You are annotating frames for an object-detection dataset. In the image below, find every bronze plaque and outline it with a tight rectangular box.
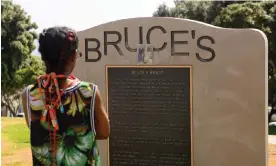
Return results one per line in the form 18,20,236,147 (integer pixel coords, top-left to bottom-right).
106,66,193,166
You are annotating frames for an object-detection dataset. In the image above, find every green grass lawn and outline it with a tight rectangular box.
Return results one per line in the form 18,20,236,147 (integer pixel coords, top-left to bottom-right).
1,118,30,155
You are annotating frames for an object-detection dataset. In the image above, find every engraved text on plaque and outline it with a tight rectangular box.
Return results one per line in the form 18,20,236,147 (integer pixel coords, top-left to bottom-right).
106,66,192,166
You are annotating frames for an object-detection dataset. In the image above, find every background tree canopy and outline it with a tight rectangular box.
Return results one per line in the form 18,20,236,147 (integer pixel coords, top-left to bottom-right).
1,1,45,116
153,1,276,121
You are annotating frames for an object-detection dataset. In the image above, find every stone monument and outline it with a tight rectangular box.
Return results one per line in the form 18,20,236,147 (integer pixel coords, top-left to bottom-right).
73,17,268,166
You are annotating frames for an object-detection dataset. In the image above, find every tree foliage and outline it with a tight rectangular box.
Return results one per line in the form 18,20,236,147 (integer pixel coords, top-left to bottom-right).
1,1,45,116
2,55,45,116
153,1,276,119
14,55,46,89
1,1,38,94
153,1,248,23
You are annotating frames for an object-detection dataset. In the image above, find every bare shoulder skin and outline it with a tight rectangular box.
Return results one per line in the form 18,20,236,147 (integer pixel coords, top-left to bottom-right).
21,89,29,128
94,88,110,139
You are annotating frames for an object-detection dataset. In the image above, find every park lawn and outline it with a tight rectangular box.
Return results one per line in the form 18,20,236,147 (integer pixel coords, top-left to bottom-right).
1,117,276,166
2,118,30,151
1,117,32,166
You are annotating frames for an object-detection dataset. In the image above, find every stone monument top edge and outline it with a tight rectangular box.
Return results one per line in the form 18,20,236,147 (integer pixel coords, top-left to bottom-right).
77,17,268,38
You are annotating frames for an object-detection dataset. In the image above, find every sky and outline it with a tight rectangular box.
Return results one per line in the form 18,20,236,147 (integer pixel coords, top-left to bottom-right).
12,0,175,55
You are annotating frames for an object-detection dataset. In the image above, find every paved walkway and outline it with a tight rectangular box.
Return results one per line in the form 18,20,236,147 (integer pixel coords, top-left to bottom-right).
268,135,276,166
269,135,276,144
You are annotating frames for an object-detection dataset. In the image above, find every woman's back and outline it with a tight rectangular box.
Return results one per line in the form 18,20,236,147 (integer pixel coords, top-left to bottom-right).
21,27,109,166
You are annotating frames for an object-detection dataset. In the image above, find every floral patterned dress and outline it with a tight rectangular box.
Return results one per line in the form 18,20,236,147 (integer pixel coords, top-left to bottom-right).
24,77,101,166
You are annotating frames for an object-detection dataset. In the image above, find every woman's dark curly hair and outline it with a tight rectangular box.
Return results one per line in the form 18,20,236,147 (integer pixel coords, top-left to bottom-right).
38,26,79,74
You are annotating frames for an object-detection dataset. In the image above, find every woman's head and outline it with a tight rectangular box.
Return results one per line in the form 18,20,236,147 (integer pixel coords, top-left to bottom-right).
38,26,81,75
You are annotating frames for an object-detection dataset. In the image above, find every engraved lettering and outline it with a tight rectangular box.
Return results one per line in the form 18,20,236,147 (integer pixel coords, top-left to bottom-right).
84,38,102,62
171,31,189,56
108,67,192,166
124,27,143,52
196,36,216,62
139,26,143,44
104,31,123,55
146,26,167,51
85,27,217,63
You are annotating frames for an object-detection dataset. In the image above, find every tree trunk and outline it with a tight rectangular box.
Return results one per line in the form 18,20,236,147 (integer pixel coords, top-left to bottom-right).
1,102,16,117
1,95,18,117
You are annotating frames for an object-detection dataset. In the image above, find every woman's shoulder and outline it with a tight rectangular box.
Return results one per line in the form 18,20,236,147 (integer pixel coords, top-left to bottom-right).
65,75,97,97
21,83,44,111
67,76,96,89
23,83,38,97
77,81,97,89
76,81,98,99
